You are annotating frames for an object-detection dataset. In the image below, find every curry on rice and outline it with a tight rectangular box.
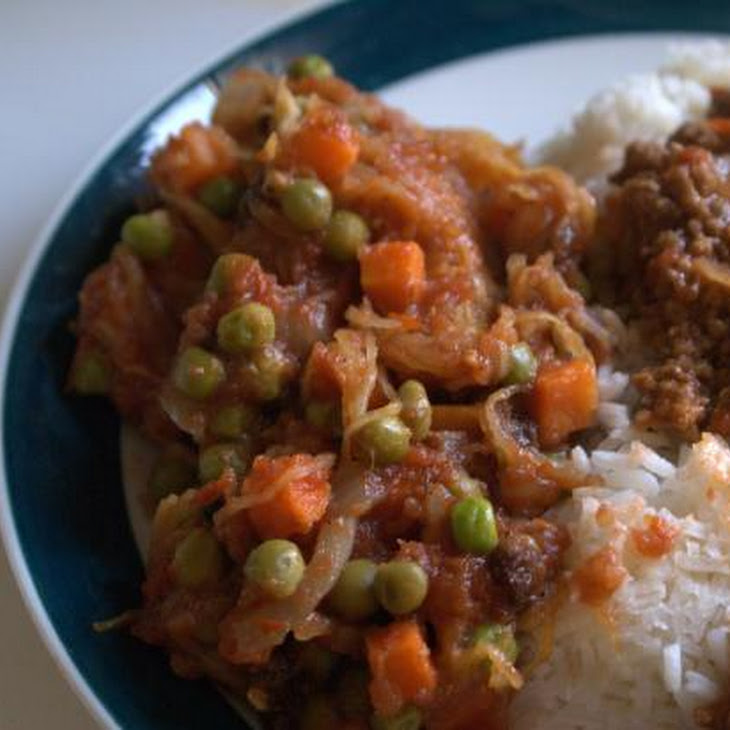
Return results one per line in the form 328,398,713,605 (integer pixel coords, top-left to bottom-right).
69,54,730,729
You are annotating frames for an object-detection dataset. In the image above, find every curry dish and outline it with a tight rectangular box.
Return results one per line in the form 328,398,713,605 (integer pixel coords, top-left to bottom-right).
70,56,730,729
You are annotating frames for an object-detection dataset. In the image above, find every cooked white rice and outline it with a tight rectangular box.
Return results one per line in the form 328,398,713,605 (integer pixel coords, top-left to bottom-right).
511,40,730,728
510,366,730,729
538,41,730,189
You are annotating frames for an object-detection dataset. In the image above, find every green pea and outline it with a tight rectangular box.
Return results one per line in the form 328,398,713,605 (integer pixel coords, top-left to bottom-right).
371,706,423,730
328,559,379,621
217,302,276,353
450,496,499,555
287,54,334,80
244,539,305,599
206,253,255,295
300,695,338,730
323,210,370,262
374,561,428,616
473,623,519,664
299,642,337,685
504,343,537,385
171,527,225,588
72,351,111,394
148,454,196,502
337,667,371,718
305,400,341,434
121,210,174,260
249,347,286,401
172,346,225,400
354,415,411,466
398,380,432,441
281,179,333,232
197,176,242,218
198,442,249,483
209,404,257,439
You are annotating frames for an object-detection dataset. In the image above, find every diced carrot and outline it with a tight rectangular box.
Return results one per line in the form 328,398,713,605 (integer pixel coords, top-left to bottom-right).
301,342,343,401
631,515,679,559
214,505,253,565
572,546,626,606
360,241,426,314
366,620,437,717
151,122,239,193
531,358,598,448
245,454,332,539
286,107,359,183
193,468,236,507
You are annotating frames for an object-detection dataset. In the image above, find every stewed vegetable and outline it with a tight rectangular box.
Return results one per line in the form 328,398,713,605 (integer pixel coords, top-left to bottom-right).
209,404,257,439
198,442,249,482
71,351,111,394
374,561,429,616
281,178,333,231
450,496,499,555
172,527,225,589
70,56,600,730
121,210,173,260
398,380,432,440
287,54,334,80
172,347,225,400
504,342,537,385
197,176,242,218
323,210,370,261
354,415,411,465
328,559,379,621
206,252,252,295
244,539,306,599
217,302,276,353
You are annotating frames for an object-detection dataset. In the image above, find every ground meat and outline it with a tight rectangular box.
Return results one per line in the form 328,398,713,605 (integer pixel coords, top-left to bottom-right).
489,518,569,610
600,124,730,438
710,86,730,119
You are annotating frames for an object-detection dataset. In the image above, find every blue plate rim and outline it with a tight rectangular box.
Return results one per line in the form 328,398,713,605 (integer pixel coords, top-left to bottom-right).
3,1,730,727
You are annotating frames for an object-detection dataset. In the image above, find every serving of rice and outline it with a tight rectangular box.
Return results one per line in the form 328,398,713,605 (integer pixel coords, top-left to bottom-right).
539,40,730,189
507,41,730,729
511,368,730,728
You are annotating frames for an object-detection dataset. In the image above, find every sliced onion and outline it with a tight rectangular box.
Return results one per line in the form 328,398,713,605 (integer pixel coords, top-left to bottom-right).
292,612,332,642
219,513,355,664
483,643,524,691
328,330,379,455
343,401,401,450
480,386,592,514
218,461,380,663
566,306,623,363
346,303,404,331
514,310,591,362
162,190,234,254
159,383,207,442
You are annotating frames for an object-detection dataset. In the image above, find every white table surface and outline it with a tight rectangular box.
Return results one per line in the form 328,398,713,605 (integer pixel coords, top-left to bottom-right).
0,1,329,727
